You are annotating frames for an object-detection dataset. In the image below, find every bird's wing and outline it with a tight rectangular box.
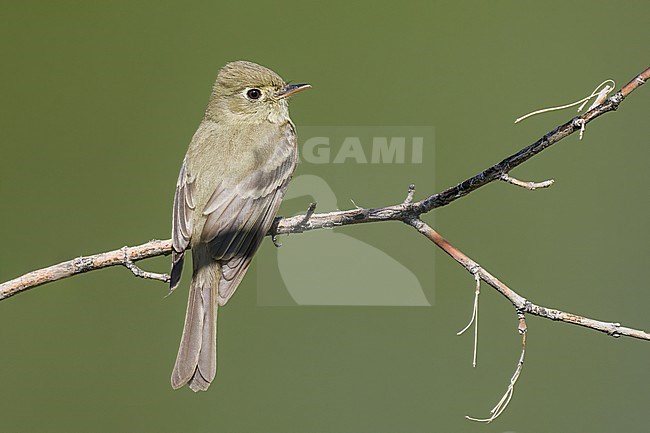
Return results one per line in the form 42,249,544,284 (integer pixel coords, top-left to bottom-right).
200,123,298,306
170,157,196,291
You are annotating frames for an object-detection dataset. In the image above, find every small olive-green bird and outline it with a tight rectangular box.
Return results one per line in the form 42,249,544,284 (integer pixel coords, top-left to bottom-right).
169,61,309,391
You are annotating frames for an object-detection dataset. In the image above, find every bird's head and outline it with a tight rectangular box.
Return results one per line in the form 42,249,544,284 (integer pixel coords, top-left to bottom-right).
206,60,310,124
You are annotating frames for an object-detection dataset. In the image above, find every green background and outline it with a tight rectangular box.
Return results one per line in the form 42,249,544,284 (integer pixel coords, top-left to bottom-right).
1,1,648,432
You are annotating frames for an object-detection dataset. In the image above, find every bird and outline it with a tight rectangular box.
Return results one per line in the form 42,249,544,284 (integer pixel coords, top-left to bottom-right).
169,61,310,391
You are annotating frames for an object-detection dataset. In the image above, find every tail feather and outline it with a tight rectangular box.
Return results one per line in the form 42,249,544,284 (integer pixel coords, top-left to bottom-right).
171,253,219,392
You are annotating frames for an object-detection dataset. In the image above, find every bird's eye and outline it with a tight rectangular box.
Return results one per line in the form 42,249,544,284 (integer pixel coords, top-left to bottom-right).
246,88,262,100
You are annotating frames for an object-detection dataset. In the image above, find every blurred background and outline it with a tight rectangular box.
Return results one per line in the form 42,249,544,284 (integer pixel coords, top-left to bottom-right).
0,1,648,432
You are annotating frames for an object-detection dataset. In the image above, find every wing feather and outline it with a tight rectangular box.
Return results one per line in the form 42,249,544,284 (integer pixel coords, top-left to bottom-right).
217,196,279,302
170,158,195,291
199,122,298,305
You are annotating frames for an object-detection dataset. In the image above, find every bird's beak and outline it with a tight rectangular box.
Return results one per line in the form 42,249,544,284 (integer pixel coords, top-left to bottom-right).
277,83,311,99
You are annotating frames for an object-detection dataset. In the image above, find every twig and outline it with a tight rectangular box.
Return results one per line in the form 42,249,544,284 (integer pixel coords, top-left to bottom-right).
419,219,649,339
403,184,416,204
121,247,170,283
302,202,318,223
269,67,650,236
499,173,555,190
0,240,172,300
405,217,650,340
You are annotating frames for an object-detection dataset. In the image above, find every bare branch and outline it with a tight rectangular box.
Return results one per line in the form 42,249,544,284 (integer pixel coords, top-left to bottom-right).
271,67,650,236
0,240,172,300
499,173,555,190
1,66,647,422
121,247,170,283
405,218,650,341
1,66,649,347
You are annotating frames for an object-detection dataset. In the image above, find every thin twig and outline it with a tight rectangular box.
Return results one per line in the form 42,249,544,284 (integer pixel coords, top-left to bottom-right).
403,184,416,204
122,247,170,283
0,240,172,300
500,173,555,190
404,218,650,341
302,202,318,224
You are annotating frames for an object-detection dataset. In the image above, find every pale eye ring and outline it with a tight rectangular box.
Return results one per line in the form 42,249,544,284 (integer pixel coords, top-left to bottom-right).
246,88,262,100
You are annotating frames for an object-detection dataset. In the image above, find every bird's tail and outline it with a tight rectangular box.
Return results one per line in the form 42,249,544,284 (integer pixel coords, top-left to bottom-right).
171,249,219,392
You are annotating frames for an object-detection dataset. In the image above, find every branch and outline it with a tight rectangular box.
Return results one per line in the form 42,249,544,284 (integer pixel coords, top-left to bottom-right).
269,67,649,235
405,217,650,341
0,241,172,300
2,67,649,344
499,173,554,190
